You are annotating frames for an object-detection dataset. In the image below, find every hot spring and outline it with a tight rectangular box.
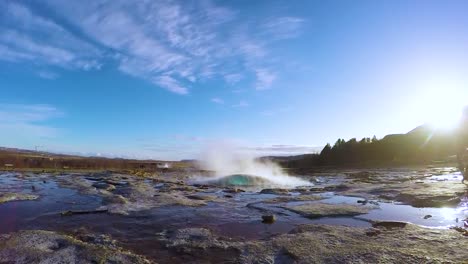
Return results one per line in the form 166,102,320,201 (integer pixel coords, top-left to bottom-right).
192,173,312,188
192,143,312,188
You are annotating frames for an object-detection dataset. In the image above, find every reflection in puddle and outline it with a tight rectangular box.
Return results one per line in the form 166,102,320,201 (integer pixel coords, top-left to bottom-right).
429,172,464,182
317,194,467,228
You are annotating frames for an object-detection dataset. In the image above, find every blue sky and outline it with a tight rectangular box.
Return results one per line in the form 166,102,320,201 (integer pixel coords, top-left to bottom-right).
1,0,468,160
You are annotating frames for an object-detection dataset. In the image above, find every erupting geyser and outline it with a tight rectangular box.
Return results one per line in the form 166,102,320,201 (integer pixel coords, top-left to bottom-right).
192,143,312,188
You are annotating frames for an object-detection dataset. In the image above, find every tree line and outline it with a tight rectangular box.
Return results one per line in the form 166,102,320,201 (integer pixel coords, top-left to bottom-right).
282,125,459,168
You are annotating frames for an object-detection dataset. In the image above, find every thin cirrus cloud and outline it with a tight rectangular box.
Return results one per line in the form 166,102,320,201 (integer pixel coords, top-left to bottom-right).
0,2,101,70
0,104,63,138
232,100,249,108
254,68,277,90
0,0,304,94
245,144,322,155
261,17,305,40
211,98,224,104
37,70,59,80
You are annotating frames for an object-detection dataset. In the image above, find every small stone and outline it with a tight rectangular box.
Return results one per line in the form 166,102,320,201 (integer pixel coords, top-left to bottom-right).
365,228,381,236
92,182,116,191
224,194,234,198
262,214,276,224
260,188,289,195
423,215,432,219
357,200,367,205
224,188,245,194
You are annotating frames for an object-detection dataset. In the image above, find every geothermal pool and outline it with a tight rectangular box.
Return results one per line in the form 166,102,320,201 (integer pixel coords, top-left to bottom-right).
0,168,467,262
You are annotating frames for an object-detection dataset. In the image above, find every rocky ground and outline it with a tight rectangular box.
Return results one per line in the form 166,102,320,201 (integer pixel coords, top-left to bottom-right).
0,166,467,263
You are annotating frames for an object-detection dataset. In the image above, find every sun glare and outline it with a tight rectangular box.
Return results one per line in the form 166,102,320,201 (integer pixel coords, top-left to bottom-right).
427,105,462,130
415,77,466,130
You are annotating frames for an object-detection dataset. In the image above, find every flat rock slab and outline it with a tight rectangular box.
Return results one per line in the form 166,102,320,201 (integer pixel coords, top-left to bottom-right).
157,224,468,263
263,195,323,204
0,193,39,204
282,202,372,218
394,181,465,207
0,230,150,264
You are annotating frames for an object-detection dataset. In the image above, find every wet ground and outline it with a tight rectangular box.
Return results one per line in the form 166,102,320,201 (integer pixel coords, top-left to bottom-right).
0,167,467,263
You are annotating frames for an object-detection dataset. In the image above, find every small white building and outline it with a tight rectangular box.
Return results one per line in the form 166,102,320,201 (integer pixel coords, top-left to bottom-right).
157,163,171,169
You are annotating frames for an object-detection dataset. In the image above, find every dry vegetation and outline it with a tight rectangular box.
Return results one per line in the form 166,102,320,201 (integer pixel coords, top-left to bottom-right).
0,147,185,173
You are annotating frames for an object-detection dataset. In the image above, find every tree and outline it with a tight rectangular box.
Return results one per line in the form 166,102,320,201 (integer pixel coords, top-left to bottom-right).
320,143,332,156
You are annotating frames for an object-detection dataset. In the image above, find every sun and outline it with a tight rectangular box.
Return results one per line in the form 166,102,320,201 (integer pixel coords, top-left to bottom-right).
427,104,462,130
417,79,466,131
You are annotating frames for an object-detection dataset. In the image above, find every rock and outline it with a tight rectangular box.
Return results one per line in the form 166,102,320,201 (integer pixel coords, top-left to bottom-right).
423,215,432,219
263,195,323,204
156,224,468,263
365,228,381,236
308,187,326,192
61,209,108,216
282,203,373,219
224,194,234,198
92,182,116,191
0,230,150,263
323,184,350,192
259,188,289,195
262,214,276,224
0,193,39,204
104,195,128,204
85,177,103,181
451,226,468,236
357,199,367,205
186,194,217,201
104,179,128,186
192,184,212,189
393,181,465,207
224,188,245,194
372,221,408,229
346,171,380,183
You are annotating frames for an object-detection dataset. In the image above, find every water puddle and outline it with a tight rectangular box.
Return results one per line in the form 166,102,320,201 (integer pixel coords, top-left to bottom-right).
0,173,102,234
318,194,467,228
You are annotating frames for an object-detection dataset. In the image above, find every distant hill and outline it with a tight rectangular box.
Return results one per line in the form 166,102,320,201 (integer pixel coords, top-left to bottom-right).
277,124,461,169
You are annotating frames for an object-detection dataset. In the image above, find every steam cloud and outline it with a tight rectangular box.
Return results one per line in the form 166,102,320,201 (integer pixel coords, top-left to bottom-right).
194,142,312,188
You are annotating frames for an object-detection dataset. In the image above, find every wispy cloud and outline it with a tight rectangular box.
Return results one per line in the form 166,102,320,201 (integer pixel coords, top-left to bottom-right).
0,2,101,70
255,68,277,90
223,73,243,85
152,75,188,95
260,107,291,116
232,100,249,108
211,97,224,104
0,104,63,138
244,144,321,156
37,70,59,80
0,1,304,94
231,89,245,94
261,17,305,40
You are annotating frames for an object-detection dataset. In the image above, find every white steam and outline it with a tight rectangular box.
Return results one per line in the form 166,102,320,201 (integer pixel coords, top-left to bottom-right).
194,142,312,188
